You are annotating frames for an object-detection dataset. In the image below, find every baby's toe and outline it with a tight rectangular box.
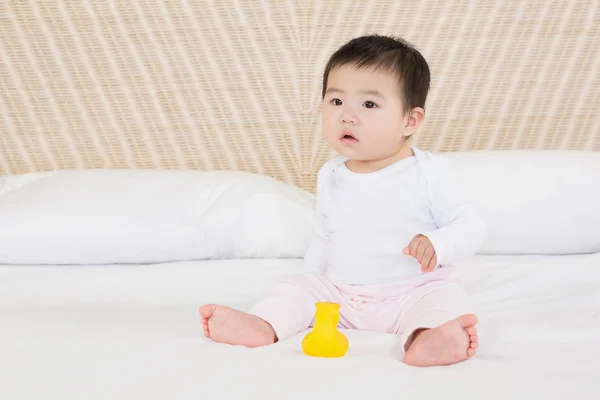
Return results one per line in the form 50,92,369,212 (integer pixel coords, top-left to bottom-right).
467,348,476,357
466,327,477,336
470,334,479,342
470,342,479,349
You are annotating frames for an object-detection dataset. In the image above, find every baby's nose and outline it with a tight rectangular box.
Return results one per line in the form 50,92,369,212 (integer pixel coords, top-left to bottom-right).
340,112,357,124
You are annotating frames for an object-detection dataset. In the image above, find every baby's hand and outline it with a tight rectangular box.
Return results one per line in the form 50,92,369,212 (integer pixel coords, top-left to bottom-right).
403,235,438,272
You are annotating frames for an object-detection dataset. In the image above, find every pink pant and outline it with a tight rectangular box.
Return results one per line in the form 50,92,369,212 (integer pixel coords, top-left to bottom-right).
248,266,474,356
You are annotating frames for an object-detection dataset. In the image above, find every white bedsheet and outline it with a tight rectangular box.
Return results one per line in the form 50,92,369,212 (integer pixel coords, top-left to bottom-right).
1,254,599,399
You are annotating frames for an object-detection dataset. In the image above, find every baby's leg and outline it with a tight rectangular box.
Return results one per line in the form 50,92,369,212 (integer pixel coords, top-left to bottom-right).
200,273,340,347
393,282,479,367
248,273,344,341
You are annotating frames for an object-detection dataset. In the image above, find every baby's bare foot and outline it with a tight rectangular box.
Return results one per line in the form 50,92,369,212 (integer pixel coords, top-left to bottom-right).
199,304,277,348
403,314,479,367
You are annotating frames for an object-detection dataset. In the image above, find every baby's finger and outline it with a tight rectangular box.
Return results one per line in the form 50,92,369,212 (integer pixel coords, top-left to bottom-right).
421,247,435,271
409,237,421,258
426,253,437,271
415,240,428,263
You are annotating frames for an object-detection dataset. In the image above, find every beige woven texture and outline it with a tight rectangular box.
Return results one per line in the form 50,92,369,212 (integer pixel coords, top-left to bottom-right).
1,1,599,191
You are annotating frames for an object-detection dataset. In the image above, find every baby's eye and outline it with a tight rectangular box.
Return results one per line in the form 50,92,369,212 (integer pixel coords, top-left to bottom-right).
363,101,377,109
331,98,343,106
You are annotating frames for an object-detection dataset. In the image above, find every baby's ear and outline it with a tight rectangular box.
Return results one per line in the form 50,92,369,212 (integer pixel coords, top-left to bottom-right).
404,107,425,136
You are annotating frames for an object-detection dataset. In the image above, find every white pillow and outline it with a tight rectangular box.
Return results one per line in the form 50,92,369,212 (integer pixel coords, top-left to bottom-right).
0,169,315,264
443,150,600,255
1,150,597,264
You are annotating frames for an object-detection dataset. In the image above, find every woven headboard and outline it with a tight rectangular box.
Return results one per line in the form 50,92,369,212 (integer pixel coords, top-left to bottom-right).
1,1,598,191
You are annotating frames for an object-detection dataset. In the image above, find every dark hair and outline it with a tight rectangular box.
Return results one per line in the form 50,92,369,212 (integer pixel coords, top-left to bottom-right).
321,34,431,113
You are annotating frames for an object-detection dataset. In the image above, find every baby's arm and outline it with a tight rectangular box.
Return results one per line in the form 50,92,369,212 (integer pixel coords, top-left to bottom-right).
303,165,331,273
418,157,486,267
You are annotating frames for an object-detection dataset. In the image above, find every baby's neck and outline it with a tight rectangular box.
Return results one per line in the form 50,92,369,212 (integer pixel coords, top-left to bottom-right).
346,145,414,174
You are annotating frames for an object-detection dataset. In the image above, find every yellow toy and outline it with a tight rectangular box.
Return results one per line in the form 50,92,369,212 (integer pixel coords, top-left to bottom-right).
302,302,349,357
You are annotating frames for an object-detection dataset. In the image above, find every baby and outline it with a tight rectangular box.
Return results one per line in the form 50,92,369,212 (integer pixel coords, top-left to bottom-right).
200,34,485,367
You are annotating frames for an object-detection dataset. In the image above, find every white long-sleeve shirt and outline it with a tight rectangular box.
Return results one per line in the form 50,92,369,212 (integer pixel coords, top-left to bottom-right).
304,147,486,285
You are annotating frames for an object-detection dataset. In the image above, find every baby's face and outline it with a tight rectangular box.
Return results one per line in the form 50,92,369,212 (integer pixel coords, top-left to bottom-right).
322,65,410,162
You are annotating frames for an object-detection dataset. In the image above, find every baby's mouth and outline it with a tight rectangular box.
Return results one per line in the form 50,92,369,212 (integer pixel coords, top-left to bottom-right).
341,131,358,142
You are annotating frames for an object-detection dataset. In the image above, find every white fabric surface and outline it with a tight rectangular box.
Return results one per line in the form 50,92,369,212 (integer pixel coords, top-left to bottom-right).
444,150,600,254
1,254,599,399
1,151,598,267
0,169,314,264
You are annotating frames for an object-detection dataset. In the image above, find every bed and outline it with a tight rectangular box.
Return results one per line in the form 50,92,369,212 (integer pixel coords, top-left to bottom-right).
1,153,599,399
2,254,599,399
1,1,599,399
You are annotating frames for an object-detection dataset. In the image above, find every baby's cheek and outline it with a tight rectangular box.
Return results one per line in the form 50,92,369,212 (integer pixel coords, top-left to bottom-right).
370,131,398,148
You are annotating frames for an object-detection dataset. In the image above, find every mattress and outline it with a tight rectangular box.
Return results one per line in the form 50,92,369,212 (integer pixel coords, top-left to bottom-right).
1,254,599,400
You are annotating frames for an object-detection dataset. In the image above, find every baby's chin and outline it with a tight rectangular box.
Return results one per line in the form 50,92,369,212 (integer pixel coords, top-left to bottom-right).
333,146,368,160
332,143,389,162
